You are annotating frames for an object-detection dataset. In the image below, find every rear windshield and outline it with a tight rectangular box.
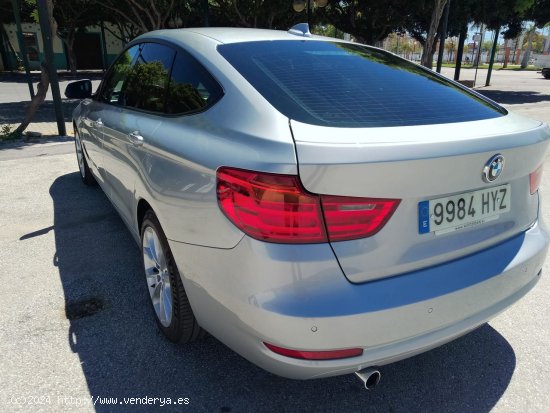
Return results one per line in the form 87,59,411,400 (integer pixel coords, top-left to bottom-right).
218,41,505,128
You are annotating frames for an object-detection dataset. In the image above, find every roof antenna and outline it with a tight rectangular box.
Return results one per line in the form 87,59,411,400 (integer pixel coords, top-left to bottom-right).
288,23,311,37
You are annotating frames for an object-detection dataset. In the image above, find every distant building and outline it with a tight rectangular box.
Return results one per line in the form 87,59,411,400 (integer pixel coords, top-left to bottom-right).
0,22,125,71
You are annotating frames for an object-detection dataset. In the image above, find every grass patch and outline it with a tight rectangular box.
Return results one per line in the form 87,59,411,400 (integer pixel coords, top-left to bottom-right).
0,125,15,142
440,63,490,69
498,65,540,71
440,63,540,71
0,125,24,142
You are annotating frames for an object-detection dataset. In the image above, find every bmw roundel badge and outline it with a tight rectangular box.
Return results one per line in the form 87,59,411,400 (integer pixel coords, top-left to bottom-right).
482,154,505,183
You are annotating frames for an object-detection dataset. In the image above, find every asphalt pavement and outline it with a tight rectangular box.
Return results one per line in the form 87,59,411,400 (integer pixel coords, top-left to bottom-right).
1,68,550,413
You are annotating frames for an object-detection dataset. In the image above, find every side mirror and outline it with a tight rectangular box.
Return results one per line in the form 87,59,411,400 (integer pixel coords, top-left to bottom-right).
65,79,92,99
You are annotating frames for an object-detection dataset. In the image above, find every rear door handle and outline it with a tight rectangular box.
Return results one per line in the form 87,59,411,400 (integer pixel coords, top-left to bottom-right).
128,131,144,147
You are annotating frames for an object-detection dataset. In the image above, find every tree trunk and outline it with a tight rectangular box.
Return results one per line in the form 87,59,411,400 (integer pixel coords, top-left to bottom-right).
503,39,510,68
454,24,467,81
12,62,50,137
64,35,77,75
520,29,534,69
11,0,56,138
422,49,437,70
420,0,447,69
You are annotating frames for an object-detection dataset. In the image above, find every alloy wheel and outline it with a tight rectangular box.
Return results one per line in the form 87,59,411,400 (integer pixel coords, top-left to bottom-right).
142,226,173,327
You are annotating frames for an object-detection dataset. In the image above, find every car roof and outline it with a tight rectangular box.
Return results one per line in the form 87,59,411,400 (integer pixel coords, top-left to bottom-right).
140,26,337,45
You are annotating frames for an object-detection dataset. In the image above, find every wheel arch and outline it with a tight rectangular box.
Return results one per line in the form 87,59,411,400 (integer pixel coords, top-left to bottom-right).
137,198,154,234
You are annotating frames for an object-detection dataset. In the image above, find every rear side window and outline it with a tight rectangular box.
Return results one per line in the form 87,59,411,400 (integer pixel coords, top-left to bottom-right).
123,43,175,112
218,41,505,128
165,50,224,115
100,43,222,116
100,45,139,105
100,43,174,113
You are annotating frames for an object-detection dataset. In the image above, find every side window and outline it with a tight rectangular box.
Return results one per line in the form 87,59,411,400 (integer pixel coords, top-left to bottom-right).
100,43,175,113
123,43,175,112
100,45,140,104
165,51,223,115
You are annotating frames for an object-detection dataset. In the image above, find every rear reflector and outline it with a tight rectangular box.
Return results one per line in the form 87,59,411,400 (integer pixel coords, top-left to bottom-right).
530,164,543,194
216,167,400,244
264,342,363,360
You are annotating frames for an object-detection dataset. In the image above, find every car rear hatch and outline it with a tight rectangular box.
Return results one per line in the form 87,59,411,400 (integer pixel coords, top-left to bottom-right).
217,38,550,282
291,114,550,283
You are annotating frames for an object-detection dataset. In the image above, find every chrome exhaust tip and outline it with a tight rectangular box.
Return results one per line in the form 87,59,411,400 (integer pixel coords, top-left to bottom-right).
355,367,381,390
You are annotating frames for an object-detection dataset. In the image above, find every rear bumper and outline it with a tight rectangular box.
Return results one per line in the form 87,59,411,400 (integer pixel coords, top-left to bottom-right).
169,220,548,379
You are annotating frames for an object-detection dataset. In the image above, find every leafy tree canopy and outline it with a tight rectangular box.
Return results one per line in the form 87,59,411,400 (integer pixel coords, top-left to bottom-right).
319,0,409,45
0,0,35,24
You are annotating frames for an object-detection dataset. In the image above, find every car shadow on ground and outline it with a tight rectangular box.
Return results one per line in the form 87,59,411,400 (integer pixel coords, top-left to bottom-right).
49,171,516,413
477,89,550,105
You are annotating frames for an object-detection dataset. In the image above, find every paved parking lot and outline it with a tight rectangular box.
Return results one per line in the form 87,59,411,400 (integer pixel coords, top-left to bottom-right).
446,67,550,125
0,73,102,137
1,69,550,412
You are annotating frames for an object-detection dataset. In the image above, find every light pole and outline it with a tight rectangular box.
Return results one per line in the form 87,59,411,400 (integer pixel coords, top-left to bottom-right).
292,0,327,27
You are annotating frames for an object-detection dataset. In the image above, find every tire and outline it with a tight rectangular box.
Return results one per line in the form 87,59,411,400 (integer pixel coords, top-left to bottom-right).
75,130,96,186
141,210,204,343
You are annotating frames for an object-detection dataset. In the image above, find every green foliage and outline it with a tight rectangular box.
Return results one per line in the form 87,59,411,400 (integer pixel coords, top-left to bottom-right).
529,0,550,27
385,33,415,54
21,0,39,24
0,0,36,24
52,0,101,31
427,0,539,40
515,0,537,12
482,40,495,52
90,0,201,34
521,29,548,52
0,124,17,141
125,60,168,112
313,24,345,39
209,0,300,29
320,0,409,45
104,55,208,114
403,0,448,44
3,0,548,60
167,83,205,113
472,0,533,30
1,124,12,135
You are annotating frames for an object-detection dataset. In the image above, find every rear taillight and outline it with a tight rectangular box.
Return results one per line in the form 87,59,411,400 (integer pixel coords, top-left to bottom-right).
321,196,401,241
216,167,400,244
264,342,363,360
530,164,544,194
216,167,326,243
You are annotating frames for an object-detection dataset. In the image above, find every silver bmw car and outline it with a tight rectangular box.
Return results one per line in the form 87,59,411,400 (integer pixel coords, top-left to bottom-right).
67,25,550,386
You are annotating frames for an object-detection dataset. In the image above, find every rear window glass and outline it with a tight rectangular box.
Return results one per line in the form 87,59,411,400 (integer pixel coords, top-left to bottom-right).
218,41,505,128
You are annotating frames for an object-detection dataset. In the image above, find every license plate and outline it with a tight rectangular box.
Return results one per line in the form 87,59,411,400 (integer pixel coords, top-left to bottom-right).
418,184,511,235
